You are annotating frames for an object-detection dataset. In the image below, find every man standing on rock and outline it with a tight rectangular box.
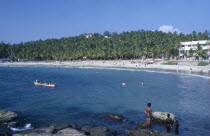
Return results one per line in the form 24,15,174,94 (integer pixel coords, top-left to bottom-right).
144,103,153,131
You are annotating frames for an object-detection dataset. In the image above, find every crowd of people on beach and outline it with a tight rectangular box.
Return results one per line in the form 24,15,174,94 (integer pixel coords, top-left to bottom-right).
144,103,179,135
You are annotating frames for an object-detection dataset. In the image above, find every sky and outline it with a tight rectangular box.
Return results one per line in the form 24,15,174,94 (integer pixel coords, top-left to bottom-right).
0,0,210,44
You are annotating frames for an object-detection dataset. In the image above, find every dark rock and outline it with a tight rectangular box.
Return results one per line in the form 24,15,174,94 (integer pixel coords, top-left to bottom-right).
68,123,79,129
135,122,147,130
90,127,116,136
50,123,70,133
81,125,93,135
0,127,13,136
116,134,128,136
0,131,11,136
129,129,175,136
13,134,51,136
17,126,55,135
0,111,17,122
106,113,123,121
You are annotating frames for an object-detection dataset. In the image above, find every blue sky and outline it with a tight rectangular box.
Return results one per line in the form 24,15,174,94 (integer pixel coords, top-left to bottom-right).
0,0,210,43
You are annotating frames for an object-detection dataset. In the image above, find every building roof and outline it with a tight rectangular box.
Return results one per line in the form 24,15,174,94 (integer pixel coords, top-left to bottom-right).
180,40,210,46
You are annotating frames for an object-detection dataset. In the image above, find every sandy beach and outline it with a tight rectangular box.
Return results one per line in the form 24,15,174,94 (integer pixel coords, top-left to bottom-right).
1,60,210,77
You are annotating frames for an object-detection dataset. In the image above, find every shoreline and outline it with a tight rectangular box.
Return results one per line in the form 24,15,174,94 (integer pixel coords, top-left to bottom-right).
0,60,210,77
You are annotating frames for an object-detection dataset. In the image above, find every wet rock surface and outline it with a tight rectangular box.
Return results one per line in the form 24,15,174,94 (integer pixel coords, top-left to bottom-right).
106,113,124,120
0,111,17,123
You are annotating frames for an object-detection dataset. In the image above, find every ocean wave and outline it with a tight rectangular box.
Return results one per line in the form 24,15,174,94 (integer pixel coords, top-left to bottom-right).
10,123,33,131
77,67,210,79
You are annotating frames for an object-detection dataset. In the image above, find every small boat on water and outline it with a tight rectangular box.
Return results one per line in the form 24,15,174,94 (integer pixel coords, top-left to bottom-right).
34,80,56,87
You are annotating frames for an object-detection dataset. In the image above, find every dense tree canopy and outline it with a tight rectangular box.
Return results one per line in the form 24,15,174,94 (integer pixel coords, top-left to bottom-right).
0,30,209,61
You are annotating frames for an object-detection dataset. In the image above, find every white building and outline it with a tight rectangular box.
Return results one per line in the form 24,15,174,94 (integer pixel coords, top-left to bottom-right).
85,33,93,38
179,40,210,58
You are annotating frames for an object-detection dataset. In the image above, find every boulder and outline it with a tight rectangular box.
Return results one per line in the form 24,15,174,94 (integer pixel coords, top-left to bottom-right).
90,127,116,136
57,128,86,136
81,125,93,135
0,110,17,122
106,113,123,121
152,112,175,122
129,129,175,136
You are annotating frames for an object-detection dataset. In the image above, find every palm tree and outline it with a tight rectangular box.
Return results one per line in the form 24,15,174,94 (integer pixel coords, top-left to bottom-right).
195,44,208,59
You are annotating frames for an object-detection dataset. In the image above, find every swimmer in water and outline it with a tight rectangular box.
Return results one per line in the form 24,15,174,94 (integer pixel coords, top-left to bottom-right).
142,81,144,86
122,82,126,86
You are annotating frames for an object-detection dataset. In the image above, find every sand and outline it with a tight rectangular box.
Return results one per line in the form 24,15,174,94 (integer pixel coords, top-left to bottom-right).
0,60,210,77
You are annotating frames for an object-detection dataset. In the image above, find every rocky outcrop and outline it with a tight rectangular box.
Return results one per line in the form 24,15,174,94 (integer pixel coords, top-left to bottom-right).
81,125,93,135
152,112,175,122
90,127,116,136
11,121,176,136
57,128,86,136
130,129,175,136
0,111,17,122
106,113,123,120
136,122,147,129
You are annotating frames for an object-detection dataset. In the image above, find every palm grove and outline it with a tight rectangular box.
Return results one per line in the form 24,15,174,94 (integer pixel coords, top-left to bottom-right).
0,30,209,61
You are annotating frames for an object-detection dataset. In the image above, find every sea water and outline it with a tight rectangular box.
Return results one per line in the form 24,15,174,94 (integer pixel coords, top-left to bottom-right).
0,66,209,135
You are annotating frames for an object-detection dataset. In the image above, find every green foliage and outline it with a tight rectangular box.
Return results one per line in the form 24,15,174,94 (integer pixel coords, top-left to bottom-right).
0,30,209,61
163,62,177,65
197,62,209,66
195,44,208,58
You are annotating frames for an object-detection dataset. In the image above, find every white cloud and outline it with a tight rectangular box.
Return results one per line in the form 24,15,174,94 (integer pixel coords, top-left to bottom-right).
158,25,181,33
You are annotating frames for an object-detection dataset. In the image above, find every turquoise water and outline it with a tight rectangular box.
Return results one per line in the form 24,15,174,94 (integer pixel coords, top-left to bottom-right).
0,66,209,135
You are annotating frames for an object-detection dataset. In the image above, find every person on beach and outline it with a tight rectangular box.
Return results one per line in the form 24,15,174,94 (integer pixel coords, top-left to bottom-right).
165,114,173,133
144,103,153,131
197,68,200,73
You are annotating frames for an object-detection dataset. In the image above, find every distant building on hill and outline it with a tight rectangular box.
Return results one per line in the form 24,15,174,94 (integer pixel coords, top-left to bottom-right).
179,40,210,59
104,36,111,39
85,33,93,38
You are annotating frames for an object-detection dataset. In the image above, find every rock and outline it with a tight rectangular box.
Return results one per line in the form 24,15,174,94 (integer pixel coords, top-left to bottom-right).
152,112,175,122
81,125,93,135
0,110,17,122
135,122,147,130
0,131,11,136
90,127,116,136
57,128,86,136
67,123,79,129
13,134,52,136
17,126,55,135
106,113,123,120
129,129,175,136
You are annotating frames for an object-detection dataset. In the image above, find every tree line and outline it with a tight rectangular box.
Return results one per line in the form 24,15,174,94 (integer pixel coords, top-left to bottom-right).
0,30,209,61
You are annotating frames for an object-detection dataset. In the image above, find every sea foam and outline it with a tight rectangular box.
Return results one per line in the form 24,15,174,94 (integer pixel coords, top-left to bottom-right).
10,123,33,131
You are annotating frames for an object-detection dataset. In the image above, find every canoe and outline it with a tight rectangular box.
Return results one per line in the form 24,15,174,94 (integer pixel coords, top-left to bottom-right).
34,82,56,87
